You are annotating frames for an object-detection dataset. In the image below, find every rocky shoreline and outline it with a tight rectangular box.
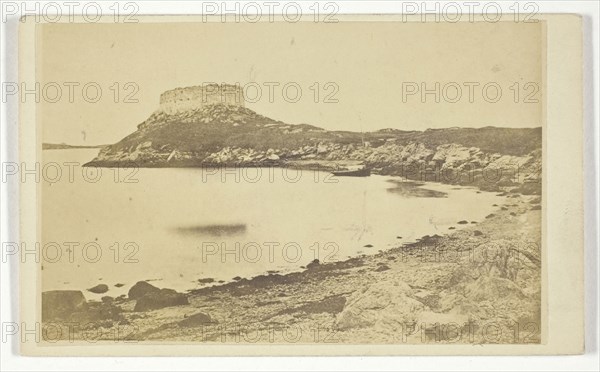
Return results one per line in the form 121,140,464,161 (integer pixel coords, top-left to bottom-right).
41,192,541,344
83,104,542,195
86,145,542,195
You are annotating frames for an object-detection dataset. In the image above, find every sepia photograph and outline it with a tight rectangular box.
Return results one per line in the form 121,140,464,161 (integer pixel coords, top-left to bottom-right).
2,1,593,368
37,18,545,345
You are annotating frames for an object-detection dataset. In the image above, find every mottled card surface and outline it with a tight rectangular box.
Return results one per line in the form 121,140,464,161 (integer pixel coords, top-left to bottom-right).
16,14,583,355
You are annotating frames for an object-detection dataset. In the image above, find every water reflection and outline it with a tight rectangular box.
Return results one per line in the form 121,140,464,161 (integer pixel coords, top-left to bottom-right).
174,224,247,237
386,180,448,198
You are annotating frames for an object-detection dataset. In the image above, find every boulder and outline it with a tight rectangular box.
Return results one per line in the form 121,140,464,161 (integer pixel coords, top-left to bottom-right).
336,279,425,332
70,300,123,323
101,296,114,304
469,240,525,280
306,259,320,269
128,281,160,300
114,294,127,303
464,276,526,302
435,274,538,342
42,290,87,322
87,284,109,294
374,264,390,272
133,288,189,312
178,312,215,328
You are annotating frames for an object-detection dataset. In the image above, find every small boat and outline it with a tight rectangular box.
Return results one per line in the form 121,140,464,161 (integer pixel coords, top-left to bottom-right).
331,167,371,177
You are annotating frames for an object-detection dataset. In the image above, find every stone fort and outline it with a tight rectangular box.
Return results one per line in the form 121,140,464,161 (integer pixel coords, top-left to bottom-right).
158,84,245,114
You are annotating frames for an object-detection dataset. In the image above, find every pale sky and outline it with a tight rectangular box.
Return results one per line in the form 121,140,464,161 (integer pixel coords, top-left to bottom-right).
38,20,543,145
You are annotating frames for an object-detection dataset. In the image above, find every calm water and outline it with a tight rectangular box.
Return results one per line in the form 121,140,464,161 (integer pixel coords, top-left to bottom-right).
42,149,502,299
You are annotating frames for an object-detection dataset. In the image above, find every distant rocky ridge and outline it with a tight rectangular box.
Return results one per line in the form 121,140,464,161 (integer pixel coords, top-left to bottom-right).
43,143,107,150
85,86,542,194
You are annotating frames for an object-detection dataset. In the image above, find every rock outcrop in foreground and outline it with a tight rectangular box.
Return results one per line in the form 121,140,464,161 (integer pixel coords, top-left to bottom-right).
85,89,542,193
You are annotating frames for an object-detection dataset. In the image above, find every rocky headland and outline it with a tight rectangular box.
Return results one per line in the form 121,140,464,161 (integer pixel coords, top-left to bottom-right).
85,85,541,195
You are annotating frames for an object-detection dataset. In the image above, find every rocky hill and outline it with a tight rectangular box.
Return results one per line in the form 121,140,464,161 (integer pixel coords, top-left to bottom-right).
85,103,542,194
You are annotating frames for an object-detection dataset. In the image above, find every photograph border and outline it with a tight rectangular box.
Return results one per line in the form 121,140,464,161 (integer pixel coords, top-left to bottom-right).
17,13,583,356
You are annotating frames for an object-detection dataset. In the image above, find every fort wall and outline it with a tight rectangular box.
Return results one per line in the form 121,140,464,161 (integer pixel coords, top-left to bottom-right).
158,84,245,114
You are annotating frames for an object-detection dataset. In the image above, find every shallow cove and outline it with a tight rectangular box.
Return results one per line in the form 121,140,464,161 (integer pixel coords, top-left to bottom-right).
42,149,505,299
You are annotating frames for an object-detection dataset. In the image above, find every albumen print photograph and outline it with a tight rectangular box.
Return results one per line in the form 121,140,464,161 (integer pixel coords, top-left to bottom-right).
35,19,545,345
